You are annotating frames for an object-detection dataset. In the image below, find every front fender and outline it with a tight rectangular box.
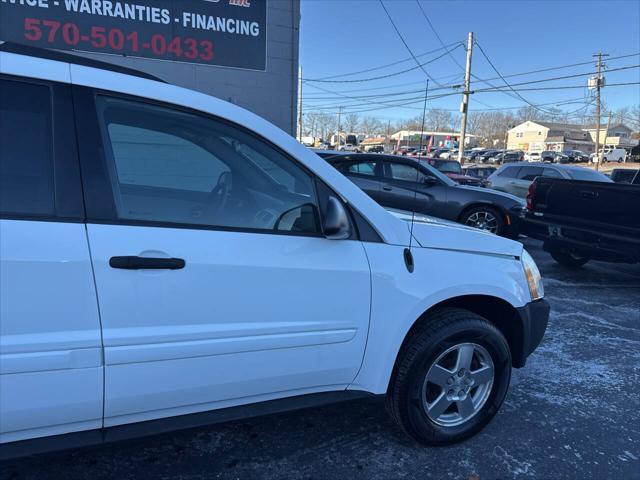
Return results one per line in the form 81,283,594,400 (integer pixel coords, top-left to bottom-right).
350,243,530,394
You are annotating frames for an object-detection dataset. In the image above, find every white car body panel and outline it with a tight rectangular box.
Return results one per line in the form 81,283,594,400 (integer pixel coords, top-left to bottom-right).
0,221,103,443
86,224,370,426
0,50,539,446
351,242,529,393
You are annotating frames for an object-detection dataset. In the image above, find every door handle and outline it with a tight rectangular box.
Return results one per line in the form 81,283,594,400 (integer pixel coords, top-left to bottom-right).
109,256,186,270
382,186,393,191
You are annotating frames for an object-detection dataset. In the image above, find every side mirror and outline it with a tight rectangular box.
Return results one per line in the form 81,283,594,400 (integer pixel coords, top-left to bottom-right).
423,176,438,185
324,196,351,240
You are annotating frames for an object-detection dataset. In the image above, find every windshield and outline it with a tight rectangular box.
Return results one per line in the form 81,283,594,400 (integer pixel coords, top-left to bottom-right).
432,160,462,174
568,168,613,182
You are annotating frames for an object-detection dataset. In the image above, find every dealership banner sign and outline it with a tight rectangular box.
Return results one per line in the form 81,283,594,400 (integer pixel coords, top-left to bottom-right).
0,0,267,70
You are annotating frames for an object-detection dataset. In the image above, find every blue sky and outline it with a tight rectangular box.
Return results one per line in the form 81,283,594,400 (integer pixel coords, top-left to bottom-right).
299,0,640,121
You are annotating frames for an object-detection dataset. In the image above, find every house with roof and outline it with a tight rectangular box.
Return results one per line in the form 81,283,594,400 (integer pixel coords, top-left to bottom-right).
507,121,594,153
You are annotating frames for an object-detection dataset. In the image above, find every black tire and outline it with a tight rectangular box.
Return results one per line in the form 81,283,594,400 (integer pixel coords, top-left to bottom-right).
386,308,511,446
549,248,589,268
460,205,505,236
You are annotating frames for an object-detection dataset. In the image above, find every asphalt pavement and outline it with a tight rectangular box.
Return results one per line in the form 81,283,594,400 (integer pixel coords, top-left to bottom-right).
2,238,639,480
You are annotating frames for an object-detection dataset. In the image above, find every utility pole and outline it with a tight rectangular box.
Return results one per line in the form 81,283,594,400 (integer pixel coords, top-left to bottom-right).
593,52,609,167
335,106,342,150
597,111,612,172
297,66,303,142
458,32,473,165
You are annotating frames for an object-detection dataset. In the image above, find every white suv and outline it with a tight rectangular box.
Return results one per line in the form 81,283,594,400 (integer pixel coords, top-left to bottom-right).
0,43,549,457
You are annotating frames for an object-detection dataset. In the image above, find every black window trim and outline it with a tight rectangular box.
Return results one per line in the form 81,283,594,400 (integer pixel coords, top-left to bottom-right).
0,74,85,223
73,86,372,241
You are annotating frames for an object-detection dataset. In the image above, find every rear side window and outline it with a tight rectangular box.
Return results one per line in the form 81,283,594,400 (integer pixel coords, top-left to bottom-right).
518,167,544,181
0,80,54,216
337,161,377,176
542,168,563,178
498,166,521,178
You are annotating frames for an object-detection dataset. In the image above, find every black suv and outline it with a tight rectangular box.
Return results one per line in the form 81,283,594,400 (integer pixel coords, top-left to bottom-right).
317,153,525,237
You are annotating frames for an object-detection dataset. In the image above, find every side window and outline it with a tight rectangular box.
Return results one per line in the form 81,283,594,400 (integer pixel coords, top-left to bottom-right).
95,96,320,234
498,166,521,178
518,167,544,181
386,162,426,183
344,161,377,176
0,79,55,217
542,168,563,178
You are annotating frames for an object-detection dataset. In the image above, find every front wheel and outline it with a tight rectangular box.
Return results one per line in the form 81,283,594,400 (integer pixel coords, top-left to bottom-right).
460,206,505,236
549,248,589,268
386,308,511,445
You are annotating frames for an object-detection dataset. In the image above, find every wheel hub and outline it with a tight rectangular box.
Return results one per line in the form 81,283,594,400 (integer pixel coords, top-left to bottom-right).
445,369,475,400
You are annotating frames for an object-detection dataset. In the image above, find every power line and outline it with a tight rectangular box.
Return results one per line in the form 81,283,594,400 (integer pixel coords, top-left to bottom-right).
303,64,638,107
473,39,559,114
302,44,463,84
415,0,465,71
305,82,638,115
378,0,449,87
304,41,463,81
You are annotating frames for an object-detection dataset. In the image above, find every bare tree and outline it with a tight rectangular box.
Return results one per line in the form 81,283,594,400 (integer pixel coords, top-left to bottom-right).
360,116,384,136
343,113,360,133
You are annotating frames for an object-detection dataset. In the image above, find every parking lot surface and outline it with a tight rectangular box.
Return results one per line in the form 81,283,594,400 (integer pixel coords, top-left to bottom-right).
2,238,639,480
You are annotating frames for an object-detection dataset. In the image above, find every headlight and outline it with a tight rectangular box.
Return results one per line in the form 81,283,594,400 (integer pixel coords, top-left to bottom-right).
521,249,544,300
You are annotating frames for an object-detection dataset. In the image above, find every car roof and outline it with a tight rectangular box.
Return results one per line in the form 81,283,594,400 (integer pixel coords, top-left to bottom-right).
498,162,594,172
0,42,165,82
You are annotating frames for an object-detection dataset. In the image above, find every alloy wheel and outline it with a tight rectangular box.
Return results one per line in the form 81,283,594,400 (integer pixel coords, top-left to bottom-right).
422,343,495,427
465,211,499,233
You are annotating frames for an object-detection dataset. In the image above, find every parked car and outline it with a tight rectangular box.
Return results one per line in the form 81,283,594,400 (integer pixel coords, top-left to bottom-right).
0,43,549,457
539,150,569,163
490,151,521,165
525,152,541,162
486,162,612,198
563,150,589,163
610,168,640,184
321,153,525,237
468,149,487,161
590,148,627,164
338,143,359,152
601,148,627,163
430,148,450,159
439,149,458,160
396,146,416,156
427,159,482,186
463,166,498,181
365,145,384,153
478,149,500,163
521,177,640,267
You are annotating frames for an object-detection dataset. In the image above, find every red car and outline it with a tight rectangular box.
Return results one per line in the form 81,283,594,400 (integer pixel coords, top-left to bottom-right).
427,159,482,186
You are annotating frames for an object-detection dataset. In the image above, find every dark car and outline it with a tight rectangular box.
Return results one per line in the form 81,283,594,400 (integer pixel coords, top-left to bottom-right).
365,145,384,153
427,159,482,186
563,150,589,163
477,149,500,163
490,151,521,165
321,153,525,237
610,168,640,183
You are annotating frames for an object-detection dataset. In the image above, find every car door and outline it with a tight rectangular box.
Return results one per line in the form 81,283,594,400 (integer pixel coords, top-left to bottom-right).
0,78,103,443
379,161,448,217
332,157,383,203
73,90,371,427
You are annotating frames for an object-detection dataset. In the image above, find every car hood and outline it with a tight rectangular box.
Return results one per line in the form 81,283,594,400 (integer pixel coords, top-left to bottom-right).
386,208,523,258
454,184,526,206
447,173,480,183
